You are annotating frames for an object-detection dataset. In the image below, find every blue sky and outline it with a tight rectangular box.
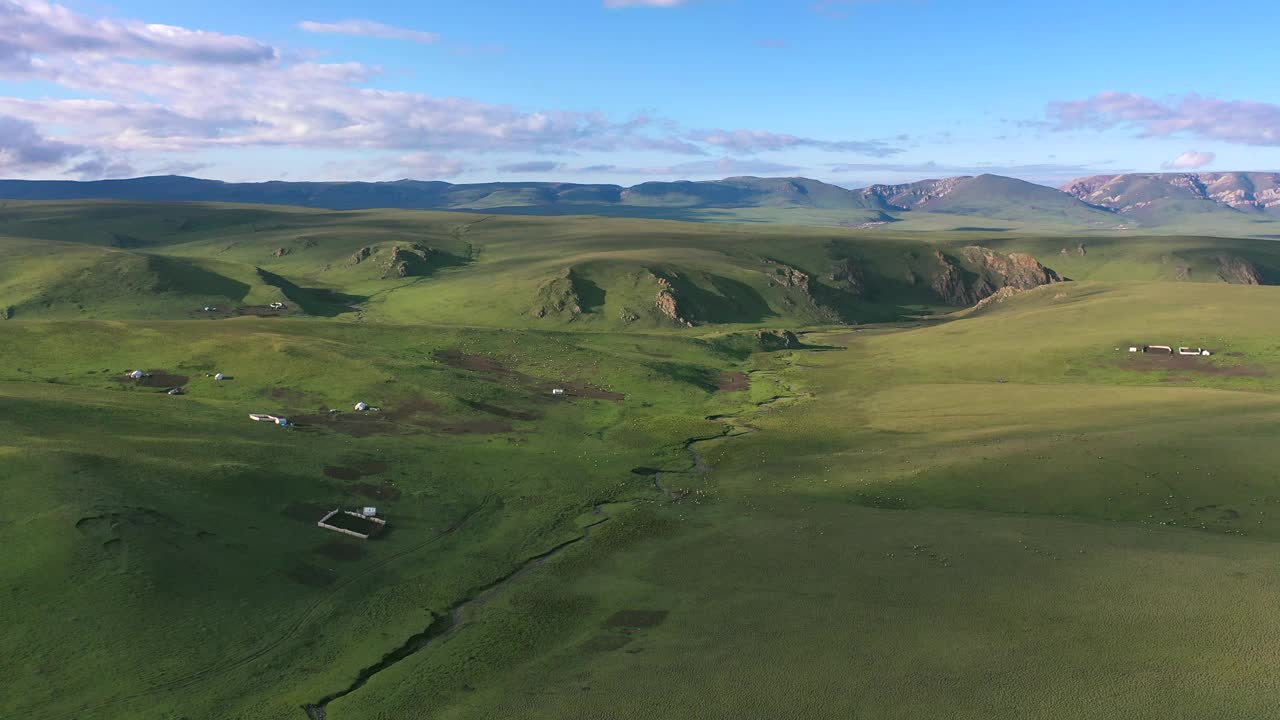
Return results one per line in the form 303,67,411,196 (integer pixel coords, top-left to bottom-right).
1,0,1278,186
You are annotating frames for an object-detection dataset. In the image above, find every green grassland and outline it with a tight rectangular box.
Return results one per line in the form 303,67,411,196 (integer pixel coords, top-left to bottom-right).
3,201,1280,719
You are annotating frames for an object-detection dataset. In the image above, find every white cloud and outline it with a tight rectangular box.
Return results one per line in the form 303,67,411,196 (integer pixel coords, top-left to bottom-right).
0,114,84,173
298,19,440,44
497,160,565,173
691,128,902,156
1161,150,1215,170
0,1,905,179
1048,92,1280,146
0,0,276,67
597,157,806,176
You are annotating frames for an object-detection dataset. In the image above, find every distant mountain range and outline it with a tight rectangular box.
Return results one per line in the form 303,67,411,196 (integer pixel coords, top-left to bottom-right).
1,172,1278,230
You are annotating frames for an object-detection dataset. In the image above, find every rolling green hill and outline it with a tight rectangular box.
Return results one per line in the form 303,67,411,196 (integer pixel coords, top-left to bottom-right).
6,199,1280,720
7,172,1280,235
4,200,1280,328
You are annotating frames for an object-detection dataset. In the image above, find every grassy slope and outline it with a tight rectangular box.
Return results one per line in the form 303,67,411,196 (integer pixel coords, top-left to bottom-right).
6,200,1280,330
389,282,1280,720
0,320,750,719
6,202,1280,719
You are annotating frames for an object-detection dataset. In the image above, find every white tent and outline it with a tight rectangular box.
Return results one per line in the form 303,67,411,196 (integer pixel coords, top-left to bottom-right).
355,402,369,411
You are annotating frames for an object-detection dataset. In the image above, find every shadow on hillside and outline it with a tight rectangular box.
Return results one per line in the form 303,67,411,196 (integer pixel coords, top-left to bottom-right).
405,249,472,278
654,271,774,324
256,269,366,317
148,256,253,300
571,270,608,313
645,361,720,392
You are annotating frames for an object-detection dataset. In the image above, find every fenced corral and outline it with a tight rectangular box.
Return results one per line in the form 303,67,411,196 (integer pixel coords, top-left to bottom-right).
317,509,387,539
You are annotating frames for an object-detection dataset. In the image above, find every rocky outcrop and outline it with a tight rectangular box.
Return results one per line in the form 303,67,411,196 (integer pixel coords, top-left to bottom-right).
828,258,866,297
1215,255,1264,285
272,247,291,258
971,286,1025,311
930,247,1063,306
1062,172,1280,214
350,246,374,265
960,247,1064,290
382,244,436,279
1060,243,1086,257
755,329,802,350
653,274,693,327
930,251,973,306
531,268,583,319
858,177,969,210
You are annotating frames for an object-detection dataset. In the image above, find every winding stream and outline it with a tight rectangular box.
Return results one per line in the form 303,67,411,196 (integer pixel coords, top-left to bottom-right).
302,507,612,719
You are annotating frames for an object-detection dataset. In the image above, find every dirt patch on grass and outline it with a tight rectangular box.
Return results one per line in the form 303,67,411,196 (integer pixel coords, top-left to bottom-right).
461,400,543,421
235,305,291,318
315,540,367,562
323,466,362,481
1125,354,1267,377
112,369,190,388
603,609,669,629
714,371,750,392
428,418,513,434
297,395,513,437
435,349,512,376
542,380,625,402
267,386,308,405
294,413,401,437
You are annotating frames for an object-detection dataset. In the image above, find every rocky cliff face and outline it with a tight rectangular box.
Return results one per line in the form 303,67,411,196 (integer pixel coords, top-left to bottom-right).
1062,172,1280,214
651,272,694,327
858,177,970,210
930,247,1063,306
531,268,584,319
827,258,866,297
1215,256,1265,285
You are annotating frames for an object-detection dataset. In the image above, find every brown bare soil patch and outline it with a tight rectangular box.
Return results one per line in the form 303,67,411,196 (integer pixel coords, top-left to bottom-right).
462,400,543,421
426,418,513,435
1126,354,1267,377
323,466,362,481
315,541,367,562
112,369,190,388
603,609,669,628
267,386,308,404
293,413,401,437
234,305,290,317
544,380,625,402
434,349,511,375
297,394,513,437
714,371,750,392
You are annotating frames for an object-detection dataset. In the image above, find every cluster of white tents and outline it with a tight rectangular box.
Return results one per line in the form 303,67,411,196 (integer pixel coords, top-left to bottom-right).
1129,345,1212,356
